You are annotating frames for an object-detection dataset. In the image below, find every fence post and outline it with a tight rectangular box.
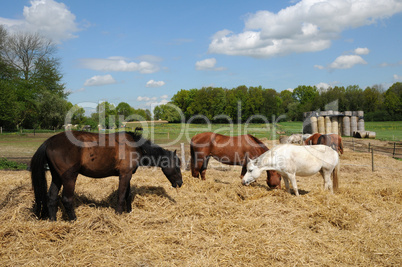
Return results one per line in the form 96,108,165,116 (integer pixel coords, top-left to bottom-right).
0,127,2,134
393,142,396,158
352,137,355,151
368,143,370,153
180,143,186,171
371,148,374,172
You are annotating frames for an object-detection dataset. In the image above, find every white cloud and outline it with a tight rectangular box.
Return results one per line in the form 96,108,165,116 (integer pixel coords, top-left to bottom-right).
160,95,169,99
84,74,116,87
316,82,331,91
328,55,367,69
394,74,402,81
195,58,226,71
80,57,159,74
0,0,79,43
354,47,370,55
146,80,165,87
137,96,157,102
146,99,169,106
208,0,402,58
317,47,370,70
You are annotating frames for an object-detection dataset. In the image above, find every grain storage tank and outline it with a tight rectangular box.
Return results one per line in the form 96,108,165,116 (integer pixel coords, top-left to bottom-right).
350,116,358,136
331,117,339,135
325,116,332,134
310,116,318,133
358,117,365,132
342,116,350,136
318,116,325,134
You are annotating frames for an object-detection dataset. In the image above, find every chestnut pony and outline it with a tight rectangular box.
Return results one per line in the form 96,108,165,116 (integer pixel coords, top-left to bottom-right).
305,133,344,154
31,131,182,221
190,132,281,188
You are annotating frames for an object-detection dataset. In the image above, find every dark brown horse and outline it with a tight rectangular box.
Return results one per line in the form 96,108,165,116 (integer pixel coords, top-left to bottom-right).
30,131,182,221
190,132,281,188
305,133,344,154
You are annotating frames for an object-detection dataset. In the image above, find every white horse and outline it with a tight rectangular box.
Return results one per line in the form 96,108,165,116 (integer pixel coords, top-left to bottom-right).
242,144,339,196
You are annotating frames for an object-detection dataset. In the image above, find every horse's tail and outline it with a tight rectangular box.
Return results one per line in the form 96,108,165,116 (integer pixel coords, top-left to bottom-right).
332,161,339,192
30,141,49,219
339,137,344,154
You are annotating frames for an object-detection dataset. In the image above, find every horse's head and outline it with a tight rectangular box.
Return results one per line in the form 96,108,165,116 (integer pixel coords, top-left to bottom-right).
242,159,262,185
266,170,282,189
161,150,183,188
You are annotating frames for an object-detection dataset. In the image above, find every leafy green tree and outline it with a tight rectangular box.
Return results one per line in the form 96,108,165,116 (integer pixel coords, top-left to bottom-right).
344,85,363,111
0,27,67,129
69,104,86,125
116,102,134,117
363,85,384,112
0,80,18,129
96,102,117,129
154,104,182,122
384,82,402,120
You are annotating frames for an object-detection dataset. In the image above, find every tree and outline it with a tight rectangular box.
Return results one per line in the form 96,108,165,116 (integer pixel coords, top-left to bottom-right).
0,27,67,129
69,104,86,125
363,85,384,112
96,102,117,129
1,31,56,80
154,104,182,122
344,85,363,111
384,82,402,120
116,102,134,118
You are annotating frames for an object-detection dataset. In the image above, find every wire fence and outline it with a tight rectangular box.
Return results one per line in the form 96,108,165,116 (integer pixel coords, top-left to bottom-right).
342,138,402,172
343,138,402,159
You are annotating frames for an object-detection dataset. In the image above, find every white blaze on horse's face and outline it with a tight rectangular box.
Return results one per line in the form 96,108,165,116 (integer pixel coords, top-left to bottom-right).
242,160,261,185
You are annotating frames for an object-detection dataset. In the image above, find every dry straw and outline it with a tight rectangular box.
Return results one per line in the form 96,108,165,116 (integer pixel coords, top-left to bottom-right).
0,149,401,266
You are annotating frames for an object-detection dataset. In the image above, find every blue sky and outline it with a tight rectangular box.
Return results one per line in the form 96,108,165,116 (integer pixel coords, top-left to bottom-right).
1,0,402,111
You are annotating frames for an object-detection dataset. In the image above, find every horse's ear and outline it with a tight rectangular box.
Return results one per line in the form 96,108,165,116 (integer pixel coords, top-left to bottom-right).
173,150,177,155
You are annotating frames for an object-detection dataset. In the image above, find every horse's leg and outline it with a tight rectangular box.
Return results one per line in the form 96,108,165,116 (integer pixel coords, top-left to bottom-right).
117,172,132,214
60,171,79,221
287,173,299,196
241,162,247,178
200,156,210,180
282,174,291,194
125,167,137,213
47,168,62,221
321,169,333,193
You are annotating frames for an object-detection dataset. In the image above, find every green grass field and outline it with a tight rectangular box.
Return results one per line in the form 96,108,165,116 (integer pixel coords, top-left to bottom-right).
0,121,400,162
364,121,402,141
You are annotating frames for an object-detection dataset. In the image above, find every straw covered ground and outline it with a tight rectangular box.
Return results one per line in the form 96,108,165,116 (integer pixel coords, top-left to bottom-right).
0,149,401,266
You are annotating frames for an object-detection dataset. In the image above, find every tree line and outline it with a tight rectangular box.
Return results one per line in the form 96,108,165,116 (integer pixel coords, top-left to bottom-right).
69,101,152,130
155,83,402,123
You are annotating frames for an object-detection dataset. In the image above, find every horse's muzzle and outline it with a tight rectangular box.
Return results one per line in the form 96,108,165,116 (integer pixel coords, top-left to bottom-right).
173,180,183,188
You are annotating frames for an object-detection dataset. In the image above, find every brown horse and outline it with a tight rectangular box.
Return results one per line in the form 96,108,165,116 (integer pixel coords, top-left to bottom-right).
190,132,281,188
30,131,182,221
305,133,344,154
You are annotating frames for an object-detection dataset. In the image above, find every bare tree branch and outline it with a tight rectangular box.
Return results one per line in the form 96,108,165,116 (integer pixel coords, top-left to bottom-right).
1,31,56,80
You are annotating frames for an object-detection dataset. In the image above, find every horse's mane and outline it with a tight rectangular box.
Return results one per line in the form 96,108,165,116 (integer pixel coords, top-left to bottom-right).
125,131,171,159
247,134,269,151
124,131,143,143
